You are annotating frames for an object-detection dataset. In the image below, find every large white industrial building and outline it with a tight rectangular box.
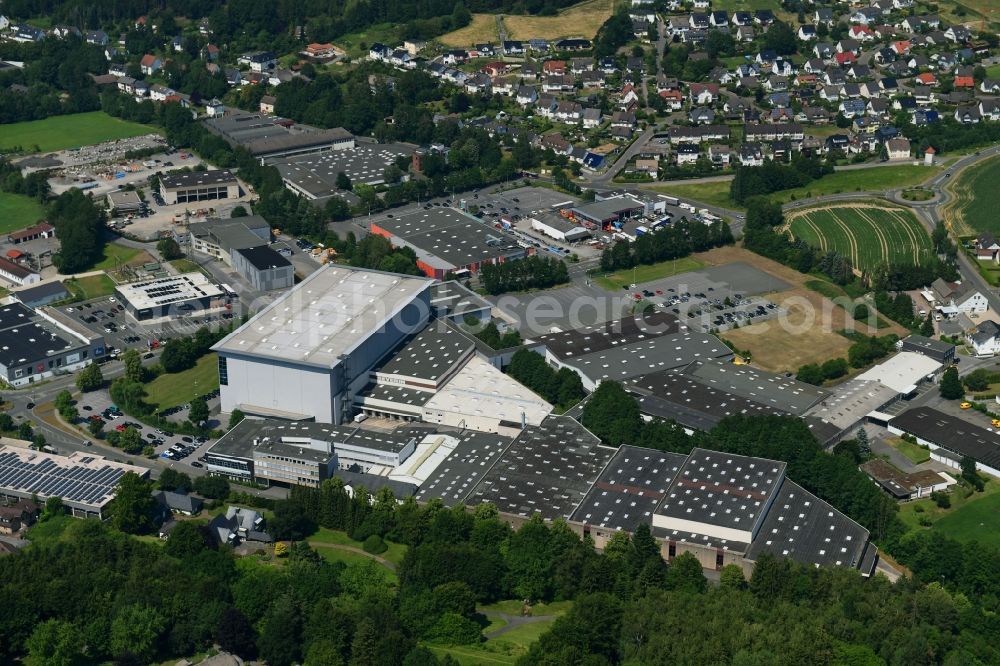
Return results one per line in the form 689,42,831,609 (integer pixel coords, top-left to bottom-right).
213,265,434,423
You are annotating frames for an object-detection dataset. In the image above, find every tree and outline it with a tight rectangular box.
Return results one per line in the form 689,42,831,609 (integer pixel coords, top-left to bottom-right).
108,472,158,534
193,475,230,500
960,456,983,491
43,496,64,521
109,604,165,662
17,421,33,441
920,312,935,337
336,171,352,191
764,21,798,56
719,564,746,590
258,597,302,666
665,552,707,594
188,397,209,426
156,237,183,260
49,189,106,274
25,619,84,666
939,366,964,400
75,362,104,392
856,427,870,459
122,348,144,383
215,607,257,660
230,205,248,218
119,426,143,454
228,409,245,429
158,468,192,493
164,521,211,559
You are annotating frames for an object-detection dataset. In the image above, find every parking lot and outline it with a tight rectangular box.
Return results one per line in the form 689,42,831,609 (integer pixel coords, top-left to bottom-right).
64,295,238,356
75,390,217,470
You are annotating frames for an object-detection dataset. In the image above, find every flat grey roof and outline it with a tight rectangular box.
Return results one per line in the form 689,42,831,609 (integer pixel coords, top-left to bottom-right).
12,281,69,302
570,196,644,221
204,112,353,155
429,280,492,318
414,431,515,505
374,208,524,269
532,311,680,359
570,445,687,532
746,479,870,569
357,382,434,408
563,332,733,384
208,418,417,461
464,415,615,520
236,245,292,271
805,379,897,432
655,447,786,535
901,334,955,356
891,406,1000,470
627,371,787,432
375,324,472,382
271,142,415,192
0,302,88,367
212,265,433,368
160,169,237,189
681,359,828,416
107,190,142,205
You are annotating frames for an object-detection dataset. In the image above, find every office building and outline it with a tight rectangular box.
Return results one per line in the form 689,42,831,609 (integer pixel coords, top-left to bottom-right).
0,302,106,386
159,170,240,205
115,272,226,321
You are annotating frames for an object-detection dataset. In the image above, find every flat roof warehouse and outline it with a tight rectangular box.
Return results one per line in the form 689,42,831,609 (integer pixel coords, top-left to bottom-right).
213,265,433,368
116,273,224,310
160,169,238,189
271,142,416,197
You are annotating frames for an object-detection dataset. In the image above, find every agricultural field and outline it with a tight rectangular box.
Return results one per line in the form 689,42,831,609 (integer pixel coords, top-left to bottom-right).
503,0,612,40
0,111,156,153
943,154,1000,236
0,192,47,234
786,203,934,273
439,15,498,47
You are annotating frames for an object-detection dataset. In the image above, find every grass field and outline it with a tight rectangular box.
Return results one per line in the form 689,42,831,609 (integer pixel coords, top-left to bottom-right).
503,0,612,40
440,15,498,47
0,192,47,234
773,165,941,204
333,23,401,59
943,154,1000,236
310,527,408,566
145,353,220,410
804,279,847,300
594,256,706,291
169,258,205,275
64,274,116,300
899,479,1000,548
94,243,147,271
885,437,931,465
0,111,156,153
786,203,933,273
650,181,738,211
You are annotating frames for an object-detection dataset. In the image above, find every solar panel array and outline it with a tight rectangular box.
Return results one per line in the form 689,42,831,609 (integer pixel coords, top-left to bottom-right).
0,449,130,508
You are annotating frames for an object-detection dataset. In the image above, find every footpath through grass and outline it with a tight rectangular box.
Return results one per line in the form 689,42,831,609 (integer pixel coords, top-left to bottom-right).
0,111,157,153
144,353,220,410
0,192,46,234
309,527,408,566
593,256,706,291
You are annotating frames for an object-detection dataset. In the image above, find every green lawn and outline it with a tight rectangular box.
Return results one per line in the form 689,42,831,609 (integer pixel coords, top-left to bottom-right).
64,274,116,300
315,546,400,584
0,111,157,153
651,181,737,211
24,514,74,543
899,478,1000,547
0,192,47,234
593,256,706,291
480,600,573,617
787,204,933,273
932,487,1000,547
333,23,401,58
426,615,562,665
804,279,847,300
773,165,941,205
145,353,220,410
169,258,205,275
309,527,408,566
93,243,143,271
885,437,931,465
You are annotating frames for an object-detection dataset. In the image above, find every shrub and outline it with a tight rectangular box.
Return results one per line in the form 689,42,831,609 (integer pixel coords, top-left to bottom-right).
931,491,951,509
362,534,387,555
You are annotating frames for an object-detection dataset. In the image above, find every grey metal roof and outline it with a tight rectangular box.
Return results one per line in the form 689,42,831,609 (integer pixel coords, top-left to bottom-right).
464,415,615,520
374,324,473,382
563,332,733,384
429,280,492,318
746,479,870,569
532,311,680,359
235,245,292,271
160,169,237,189
269,142,415,193
681,359,828,416
0,302,87,368
655,447,786,534
414,431,515,505
570,445,687,532
891,406,1000,470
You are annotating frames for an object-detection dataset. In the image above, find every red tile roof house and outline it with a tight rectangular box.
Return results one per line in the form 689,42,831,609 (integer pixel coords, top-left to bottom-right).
542,60,567,75
482,61,509,77
954,75,975,88
915,72,938,86
835,52,857,66
140,54,162,75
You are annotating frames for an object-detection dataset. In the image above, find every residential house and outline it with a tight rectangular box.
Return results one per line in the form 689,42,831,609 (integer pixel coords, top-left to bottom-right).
980,99,1000,122
502,40,524,56
688,82,719,105
259,95,277,114
973,233,1000,263
611,110,637,128
928,278,989,315
733,11,752,26
968,320,1000,356
541,133,571,154
543,60,567,76
582,107,603,129
885,137,911,160
140,54,162,75
516,86,538,106
739,142,764,166
553,100,583,123
676,143,701,165
709,144,731,166
798,25,817,41
689,107,716,124
209,506,272,545
710,11,729,27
